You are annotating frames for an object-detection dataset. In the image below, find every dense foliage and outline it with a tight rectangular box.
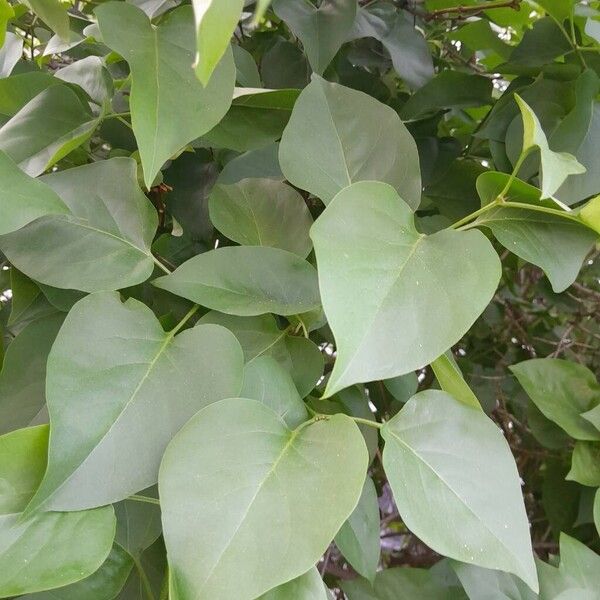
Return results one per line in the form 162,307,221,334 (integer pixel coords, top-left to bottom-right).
1,0,600,598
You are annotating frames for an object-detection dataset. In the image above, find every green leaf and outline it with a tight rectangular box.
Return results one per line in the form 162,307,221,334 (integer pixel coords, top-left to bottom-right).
217,143,283,185
475,172,597,293
279,76,421,208
0,0,14,48
114,496,162,560
514,94,586,199
26,0,70,41
384,373,418,404
400,71,493,120
232,45,262,88
335,476,380,583
0,425,115,597
115,538,166,600
0,313,64,434
0,158,158,292
510,358,600,441
192,0,243,85
566,442,600,486
381,390,537,591
55,56,114,106
0,150,68,236
199,311,324,397
25,291,244,512
257,568,328,600
535,0,574,22
349,3,433,90
159,397,368,600
452,562,537,600
559,533,600,591
342,565,462,600
241,355,308,428
0,85,99,176
19,544,134,600
311,182,500,397
153,246,321,316
0,32,22,77
209,178,313,257
594,489,600,537
8,269,41,325
430,352,480,410
0,72,57,120
273,0,356,75
202,88,299,152
95,3,235,188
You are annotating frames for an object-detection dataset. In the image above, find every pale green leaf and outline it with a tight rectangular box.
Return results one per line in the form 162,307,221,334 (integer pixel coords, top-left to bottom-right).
25,291,244,512
19,544,134,600
0,85,99,176
0,158,158,292
335,476,380,583
0,426,115,597
311,182,500,396
381,391,537,591
515,94,585,199
153,246,321,316
511,358,600,441
160,397,368,600
273,0,356,75
199,311,324,397
0,151,68,236
279,76,421,208
209,178,313,257
559,533,600,591
258,568,328,600
241,355,308,428
192,0,243,86
96,2,235,188
26,0,70,41
452,562,537,600
0,32,22,77
594,489,600,537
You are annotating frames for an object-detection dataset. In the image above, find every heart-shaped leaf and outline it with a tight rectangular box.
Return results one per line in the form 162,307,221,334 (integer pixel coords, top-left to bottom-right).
279,77,421,208
159,397,368,600
311,181,501,396
25,291,244,512
382,390,538,592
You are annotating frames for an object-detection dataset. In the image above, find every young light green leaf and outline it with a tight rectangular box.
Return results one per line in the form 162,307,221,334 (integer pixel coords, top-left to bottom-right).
160,397,368,600
566,442,600,486
0,426,115,597
153,246,321,316
241,355,308,428
199,311,324,397
273,0,356,75
209,178,313,257
511,358,600,441
430,352,480,410
258,568,328,600
514,94,586,199
0,158,158,292
0,150,68,236
192,0,243,86
0,0,14,48
0,85,99,176
279,76,421,208
334,476,380,583
96,3,235,188
0,313,64,435
382,390,538,592
25,292,244,512
311,182,500,397
475,172,597,293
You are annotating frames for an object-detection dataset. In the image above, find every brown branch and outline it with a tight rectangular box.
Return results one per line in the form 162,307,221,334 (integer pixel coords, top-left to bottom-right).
425,0,520,21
